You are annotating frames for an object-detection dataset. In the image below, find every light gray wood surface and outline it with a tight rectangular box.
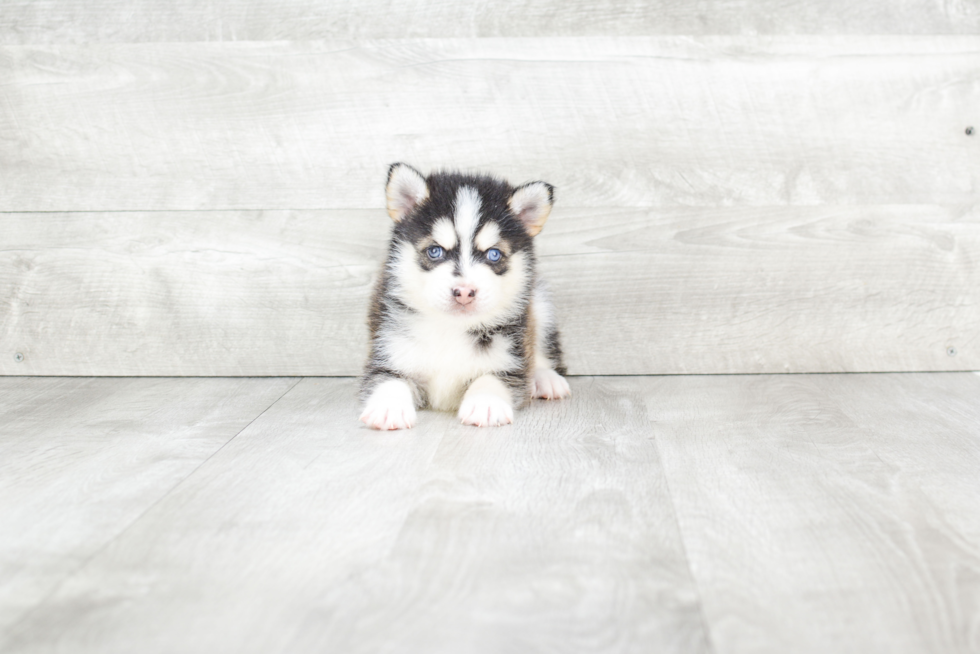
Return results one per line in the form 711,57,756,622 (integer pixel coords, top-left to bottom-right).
2,373,979,652
643,373,980,654
3,0,979,43
823,374,980,543
2,205,977,376
298,378,708,654
0,377,709,654
0,210,382,376
2,16,976,378
1,38,977,212
0,376,297,635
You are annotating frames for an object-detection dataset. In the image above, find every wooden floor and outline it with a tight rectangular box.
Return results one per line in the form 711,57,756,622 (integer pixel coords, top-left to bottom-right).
1,374,978,653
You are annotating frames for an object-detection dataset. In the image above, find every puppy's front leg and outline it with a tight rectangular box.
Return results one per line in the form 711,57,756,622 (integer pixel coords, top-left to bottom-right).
458,374,514,427
531,366,571,400
360,378,417,431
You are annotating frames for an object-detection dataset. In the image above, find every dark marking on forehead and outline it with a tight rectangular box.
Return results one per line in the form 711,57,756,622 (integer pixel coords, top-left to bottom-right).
391,171,534,255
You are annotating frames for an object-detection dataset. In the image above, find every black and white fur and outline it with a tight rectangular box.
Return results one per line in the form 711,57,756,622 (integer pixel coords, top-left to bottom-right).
359,163,570,430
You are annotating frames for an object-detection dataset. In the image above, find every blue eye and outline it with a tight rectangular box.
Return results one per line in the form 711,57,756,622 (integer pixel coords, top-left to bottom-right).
487,248,502,263
426,245,444,260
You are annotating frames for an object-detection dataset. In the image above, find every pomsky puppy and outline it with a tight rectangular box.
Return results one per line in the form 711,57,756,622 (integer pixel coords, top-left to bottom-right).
359,163,570,430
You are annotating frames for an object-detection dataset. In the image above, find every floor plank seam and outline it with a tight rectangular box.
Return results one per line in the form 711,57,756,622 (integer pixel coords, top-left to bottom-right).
646,419,720,654
1,377,305,638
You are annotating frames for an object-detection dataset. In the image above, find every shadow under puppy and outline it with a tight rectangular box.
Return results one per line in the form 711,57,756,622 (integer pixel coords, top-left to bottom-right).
360,163,570,430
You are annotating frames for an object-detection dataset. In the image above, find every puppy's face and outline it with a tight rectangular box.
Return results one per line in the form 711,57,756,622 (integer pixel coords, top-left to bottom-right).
383,164,553,327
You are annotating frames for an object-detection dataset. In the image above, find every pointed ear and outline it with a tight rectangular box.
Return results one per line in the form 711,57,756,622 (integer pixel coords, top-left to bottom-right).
508,181,554,236
385,163,429,222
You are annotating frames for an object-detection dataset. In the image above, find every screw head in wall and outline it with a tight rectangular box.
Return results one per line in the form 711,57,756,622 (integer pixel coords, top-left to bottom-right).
14,352,24,363
947,346,957,357
967,126,975,136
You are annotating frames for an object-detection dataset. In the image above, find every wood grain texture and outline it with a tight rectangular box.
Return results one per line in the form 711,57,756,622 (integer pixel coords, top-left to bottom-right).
1,37,977,212
3,0,979,43
3,374,979,652
546,204,980,374
0,377,709,654
0,378,449,654
0,376,296,635
2,205,977,376
294,377,708,654
821,372,980,598
0,210,385,376
643,373,980,654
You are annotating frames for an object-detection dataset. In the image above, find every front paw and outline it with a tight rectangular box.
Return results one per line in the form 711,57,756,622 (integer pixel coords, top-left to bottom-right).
458,394,514,427
360,379,417,431
531,368,571,400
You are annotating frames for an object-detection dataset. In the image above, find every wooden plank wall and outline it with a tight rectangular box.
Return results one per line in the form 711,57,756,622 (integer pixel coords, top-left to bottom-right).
1,4,978,376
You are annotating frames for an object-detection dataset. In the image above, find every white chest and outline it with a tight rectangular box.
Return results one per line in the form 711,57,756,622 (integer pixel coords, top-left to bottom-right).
379,317,518,411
